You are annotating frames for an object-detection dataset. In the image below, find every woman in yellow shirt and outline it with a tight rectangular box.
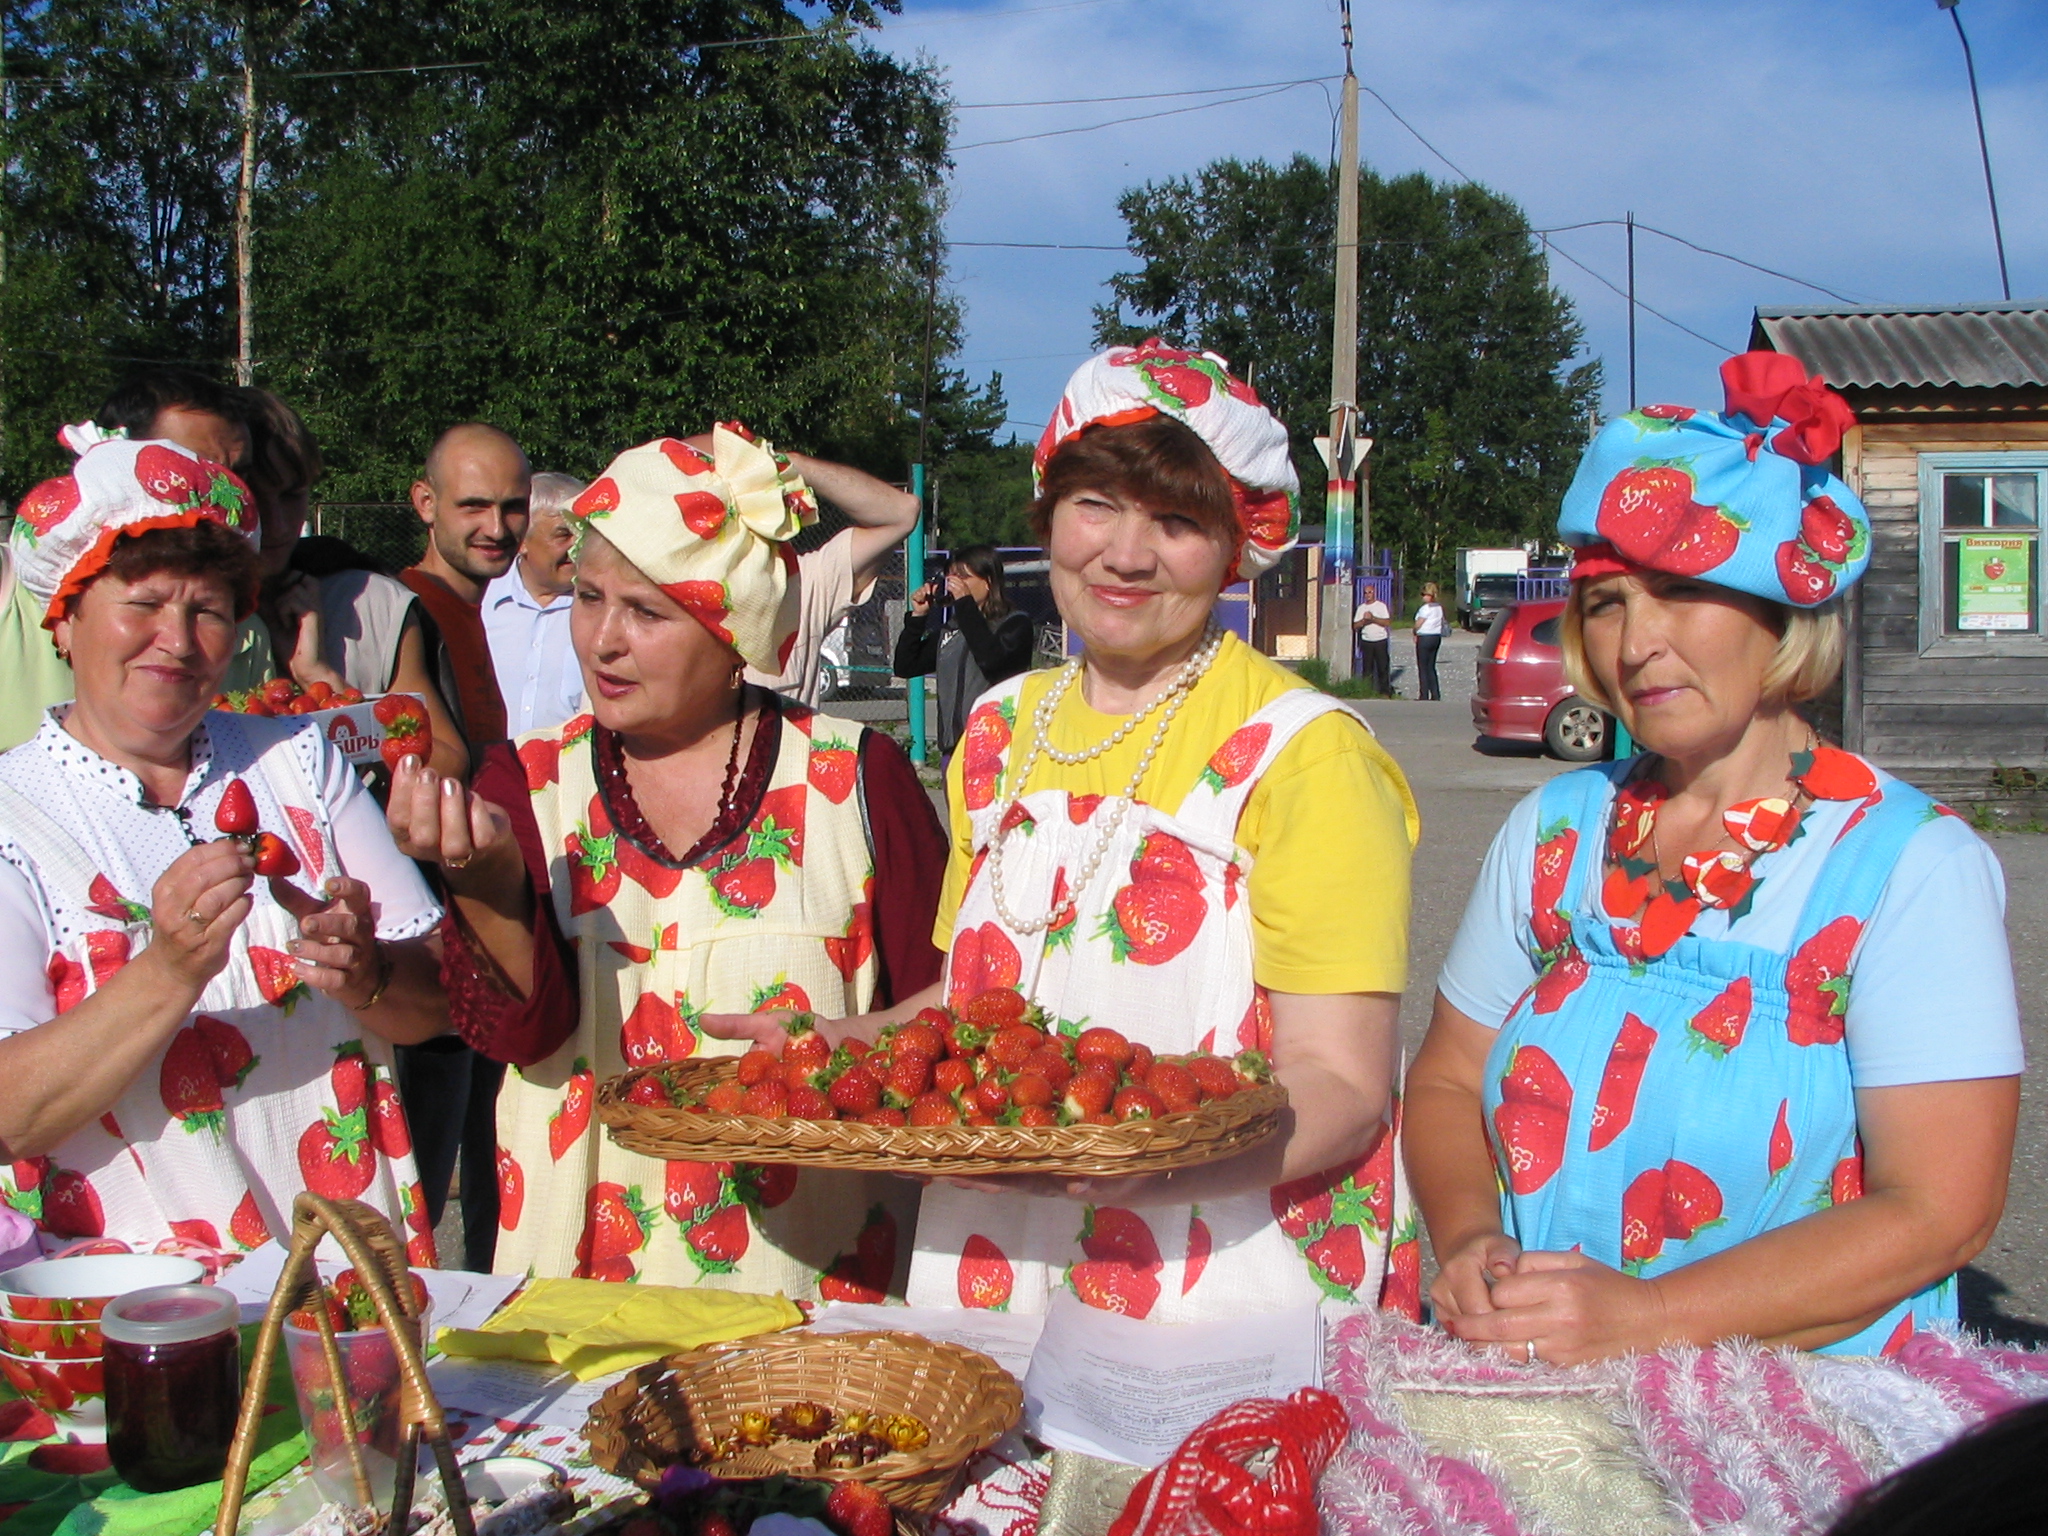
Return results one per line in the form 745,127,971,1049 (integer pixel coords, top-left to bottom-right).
710,343,1418,1322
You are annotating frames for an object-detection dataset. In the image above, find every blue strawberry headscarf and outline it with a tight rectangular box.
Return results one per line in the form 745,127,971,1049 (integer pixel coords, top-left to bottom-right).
1557,352,1869,606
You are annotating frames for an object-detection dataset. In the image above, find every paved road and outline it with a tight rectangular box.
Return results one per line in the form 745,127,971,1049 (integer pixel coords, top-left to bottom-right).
1357,628,2048,1342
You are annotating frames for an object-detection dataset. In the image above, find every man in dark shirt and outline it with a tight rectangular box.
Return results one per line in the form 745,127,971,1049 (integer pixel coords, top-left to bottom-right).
398,422,531,1270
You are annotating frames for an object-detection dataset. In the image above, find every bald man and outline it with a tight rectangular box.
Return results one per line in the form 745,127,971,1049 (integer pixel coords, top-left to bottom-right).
402,423,531,747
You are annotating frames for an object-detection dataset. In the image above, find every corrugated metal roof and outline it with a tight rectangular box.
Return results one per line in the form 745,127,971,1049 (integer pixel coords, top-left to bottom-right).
1750,303,2048,390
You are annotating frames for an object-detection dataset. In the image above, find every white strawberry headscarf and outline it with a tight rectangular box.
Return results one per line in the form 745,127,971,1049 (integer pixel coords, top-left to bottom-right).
569,423,818,673
9,426,258,628
1035,340,1301,580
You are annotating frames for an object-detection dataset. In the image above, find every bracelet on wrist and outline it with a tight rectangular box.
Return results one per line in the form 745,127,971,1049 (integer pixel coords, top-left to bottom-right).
351,943,394,1011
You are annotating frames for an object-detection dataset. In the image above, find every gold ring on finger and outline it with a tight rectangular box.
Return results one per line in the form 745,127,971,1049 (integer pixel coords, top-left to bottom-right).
446,855,472,870
1524,1339,1538,1365
185,909,206,928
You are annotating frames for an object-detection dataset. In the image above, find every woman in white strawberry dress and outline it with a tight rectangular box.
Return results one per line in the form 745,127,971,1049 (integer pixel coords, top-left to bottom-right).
0,431,447,1264
1408,355,2024,1364
708,346,1423,1324
397,428,947,1294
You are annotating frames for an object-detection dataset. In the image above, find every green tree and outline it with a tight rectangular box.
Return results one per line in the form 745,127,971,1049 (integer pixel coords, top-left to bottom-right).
3,1,1000,507
1094,153,1600,587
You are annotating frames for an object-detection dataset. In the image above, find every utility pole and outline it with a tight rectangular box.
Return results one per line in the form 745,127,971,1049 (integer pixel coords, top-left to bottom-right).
907,240,939,764
1625,212,1637,410
1315,0,1369,680
235,20,256,387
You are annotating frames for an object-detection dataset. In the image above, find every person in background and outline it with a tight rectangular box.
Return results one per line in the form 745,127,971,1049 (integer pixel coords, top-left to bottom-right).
743,444,920,707
241,389,467,780
482,472,586,737
0,430,446,1262
1353,587,1393,697
1413,582,1446,702
392,427,948,1289
403,423,530,749
893,543,1035,756
0,542,78,751
398,422,530,1270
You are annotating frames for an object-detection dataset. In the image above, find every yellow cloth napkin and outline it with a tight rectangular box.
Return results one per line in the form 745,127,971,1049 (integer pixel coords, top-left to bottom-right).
436,1277,801,1379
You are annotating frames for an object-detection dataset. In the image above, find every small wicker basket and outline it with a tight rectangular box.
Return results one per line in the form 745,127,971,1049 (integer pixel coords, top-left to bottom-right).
598,1063,1285,1177
584,1331,1023,1515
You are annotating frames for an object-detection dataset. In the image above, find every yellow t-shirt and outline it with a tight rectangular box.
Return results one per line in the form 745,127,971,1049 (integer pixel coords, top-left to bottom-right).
937,634,1419,995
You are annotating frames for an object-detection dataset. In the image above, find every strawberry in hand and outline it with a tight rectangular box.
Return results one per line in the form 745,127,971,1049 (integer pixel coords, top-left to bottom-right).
373,694,433,772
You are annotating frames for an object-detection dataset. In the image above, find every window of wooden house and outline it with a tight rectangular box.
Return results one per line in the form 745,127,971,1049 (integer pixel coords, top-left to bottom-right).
1920,455,2048,641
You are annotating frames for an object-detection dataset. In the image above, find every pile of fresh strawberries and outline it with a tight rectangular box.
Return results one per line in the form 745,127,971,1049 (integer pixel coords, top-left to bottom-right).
626,986,1272,1128
212,677,367,716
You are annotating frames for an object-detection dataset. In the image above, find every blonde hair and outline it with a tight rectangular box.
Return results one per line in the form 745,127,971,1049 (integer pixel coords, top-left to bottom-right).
1559,582,1845,713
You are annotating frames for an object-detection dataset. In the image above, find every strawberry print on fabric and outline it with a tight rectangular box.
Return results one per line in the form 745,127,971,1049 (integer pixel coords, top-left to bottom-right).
1199,722,1271,792
959,698,1014,812
1068,1206,1162,1318
1479,757,1950,1355
1596,464,1745,576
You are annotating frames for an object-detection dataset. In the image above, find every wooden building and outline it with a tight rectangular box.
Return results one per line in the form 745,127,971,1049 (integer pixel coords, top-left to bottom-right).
1752,303,2048,796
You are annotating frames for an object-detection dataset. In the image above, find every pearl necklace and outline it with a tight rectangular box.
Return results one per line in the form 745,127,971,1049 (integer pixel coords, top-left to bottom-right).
988,626,1225,934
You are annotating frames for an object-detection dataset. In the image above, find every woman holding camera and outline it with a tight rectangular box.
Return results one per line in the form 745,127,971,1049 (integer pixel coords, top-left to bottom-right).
894,544,1035,756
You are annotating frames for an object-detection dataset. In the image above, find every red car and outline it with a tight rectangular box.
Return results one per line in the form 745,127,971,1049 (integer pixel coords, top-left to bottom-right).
1471,598,1612,761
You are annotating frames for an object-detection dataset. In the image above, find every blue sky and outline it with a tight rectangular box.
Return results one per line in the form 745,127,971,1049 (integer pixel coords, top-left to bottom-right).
860,0,2046,438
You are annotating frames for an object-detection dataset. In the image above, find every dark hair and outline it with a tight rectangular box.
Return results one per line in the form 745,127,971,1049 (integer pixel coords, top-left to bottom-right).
1824,1398,2048,1536
97,367,244,442
98,521,263,619
1028,415,1238,550
239,387,323,495
948,543,1010,618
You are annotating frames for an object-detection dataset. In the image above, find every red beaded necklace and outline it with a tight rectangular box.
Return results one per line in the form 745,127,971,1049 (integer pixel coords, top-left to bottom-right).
1603,742,1879,959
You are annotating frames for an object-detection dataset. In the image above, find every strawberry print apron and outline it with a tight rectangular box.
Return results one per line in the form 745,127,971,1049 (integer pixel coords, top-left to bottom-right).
494,703,917,1299
909,682,1415,1323
1486,759,1950,1356
0,714,432,1263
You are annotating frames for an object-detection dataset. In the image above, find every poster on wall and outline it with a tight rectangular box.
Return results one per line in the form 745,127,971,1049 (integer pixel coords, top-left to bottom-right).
1958,535,2032,630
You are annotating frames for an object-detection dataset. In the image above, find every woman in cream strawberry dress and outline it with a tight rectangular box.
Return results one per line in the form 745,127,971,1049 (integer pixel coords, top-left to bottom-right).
401,428,946,1294
0,430,446,1264
710,345,1422,1323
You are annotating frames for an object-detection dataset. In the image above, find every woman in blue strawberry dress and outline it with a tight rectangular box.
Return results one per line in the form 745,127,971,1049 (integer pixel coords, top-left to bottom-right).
1407,353,2024,1363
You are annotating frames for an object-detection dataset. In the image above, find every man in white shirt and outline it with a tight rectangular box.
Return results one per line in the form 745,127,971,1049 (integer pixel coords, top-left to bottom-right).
482,471,587,737
1353,592,1393,697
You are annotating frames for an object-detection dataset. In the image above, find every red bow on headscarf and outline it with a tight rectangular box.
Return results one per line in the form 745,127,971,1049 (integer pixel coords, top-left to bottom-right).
1719,351,1855,466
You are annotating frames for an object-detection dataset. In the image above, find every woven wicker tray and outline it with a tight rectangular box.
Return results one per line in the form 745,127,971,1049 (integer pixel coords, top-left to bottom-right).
597,1061,1286,1177
584,1330,1022,1514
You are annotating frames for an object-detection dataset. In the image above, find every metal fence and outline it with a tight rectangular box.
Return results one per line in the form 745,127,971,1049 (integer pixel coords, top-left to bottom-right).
311,503,423,573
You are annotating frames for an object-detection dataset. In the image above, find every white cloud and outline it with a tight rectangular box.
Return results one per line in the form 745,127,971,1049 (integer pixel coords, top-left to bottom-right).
876,0,2046,428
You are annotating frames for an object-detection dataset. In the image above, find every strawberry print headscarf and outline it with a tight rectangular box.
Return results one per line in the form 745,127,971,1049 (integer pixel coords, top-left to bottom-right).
1036,340,1300,580
569,423,818,674
9,425,258,628
1558,352,1869,607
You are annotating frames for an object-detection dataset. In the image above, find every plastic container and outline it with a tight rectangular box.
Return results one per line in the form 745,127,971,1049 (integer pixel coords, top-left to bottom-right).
100,1284,241,1492
283,1302,430,1511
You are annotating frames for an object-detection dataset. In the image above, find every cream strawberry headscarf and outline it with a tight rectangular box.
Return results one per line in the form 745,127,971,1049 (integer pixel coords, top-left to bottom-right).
9,426,258,628
1035,340,1300,580
569,424,818,673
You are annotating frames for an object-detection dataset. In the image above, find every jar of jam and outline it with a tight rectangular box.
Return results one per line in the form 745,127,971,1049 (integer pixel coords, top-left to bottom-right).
100,1284,242,1493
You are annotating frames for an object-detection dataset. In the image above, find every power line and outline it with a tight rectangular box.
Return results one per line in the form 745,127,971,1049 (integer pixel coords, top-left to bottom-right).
954,82,1318,150
1543,235,1732,356
1630,221,1869,306
955,77,1331,110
